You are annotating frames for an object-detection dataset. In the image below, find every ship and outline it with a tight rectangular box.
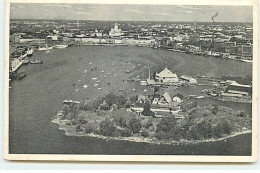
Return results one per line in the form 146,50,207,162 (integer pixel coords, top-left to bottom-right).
30,60,43,64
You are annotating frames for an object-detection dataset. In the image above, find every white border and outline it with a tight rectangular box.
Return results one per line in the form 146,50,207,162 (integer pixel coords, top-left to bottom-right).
3,0,258,162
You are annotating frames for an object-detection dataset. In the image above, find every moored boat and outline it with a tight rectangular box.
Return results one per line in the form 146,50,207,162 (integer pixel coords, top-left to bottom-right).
54,44,68,49
30,60,43,64
38,45,53,51
27,48,34,56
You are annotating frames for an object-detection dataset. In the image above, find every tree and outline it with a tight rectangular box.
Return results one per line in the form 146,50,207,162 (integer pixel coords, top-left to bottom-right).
113,114,127,128
104,92,117,108
99,100,110,110
99,118,117,136
142,100,155,116
130,95,138,103
116,92,127,107
129,117,142,133
156,116,176,133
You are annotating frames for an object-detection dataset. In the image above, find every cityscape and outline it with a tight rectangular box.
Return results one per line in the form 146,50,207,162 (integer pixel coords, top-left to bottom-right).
8,3,253,158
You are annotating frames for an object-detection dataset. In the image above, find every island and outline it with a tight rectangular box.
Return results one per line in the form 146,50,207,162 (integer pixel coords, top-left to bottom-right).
52,90,252,145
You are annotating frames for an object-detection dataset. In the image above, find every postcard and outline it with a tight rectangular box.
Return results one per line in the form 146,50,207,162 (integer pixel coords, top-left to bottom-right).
4,0,258,162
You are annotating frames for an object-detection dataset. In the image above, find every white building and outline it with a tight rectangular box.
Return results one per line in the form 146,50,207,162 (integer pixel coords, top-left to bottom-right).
155,67,178,83
109,23,124,37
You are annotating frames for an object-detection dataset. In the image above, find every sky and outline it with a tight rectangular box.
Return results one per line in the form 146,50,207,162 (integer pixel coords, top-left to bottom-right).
10,3,253,22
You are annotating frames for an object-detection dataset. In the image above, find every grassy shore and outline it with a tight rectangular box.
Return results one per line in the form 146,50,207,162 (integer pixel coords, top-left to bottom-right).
52,117,251,145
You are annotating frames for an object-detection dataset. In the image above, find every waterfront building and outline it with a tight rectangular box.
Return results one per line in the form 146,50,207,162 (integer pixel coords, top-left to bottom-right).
155,66,178,83
180,75,197,84
225,82,252,96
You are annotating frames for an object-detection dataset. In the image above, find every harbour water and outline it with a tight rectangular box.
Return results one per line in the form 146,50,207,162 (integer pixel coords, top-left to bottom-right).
9,46,252,155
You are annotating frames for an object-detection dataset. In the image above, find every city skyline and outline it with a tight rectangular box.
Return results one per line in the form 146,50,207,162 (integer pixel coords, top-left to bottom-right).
10,4,253,22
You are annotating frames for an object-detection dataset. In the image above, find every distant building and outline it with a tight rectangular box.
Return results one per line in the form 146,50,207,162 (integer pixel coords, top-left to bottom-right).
155,67,178,83
109,23,123,37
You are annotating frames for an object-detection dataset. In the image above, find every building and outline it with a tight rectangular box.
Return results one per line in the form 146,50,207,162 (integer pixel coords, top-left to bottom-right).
180,75,197,84
225,82,252,96
151,92,179,109
155,67,178,83
109,23,124,37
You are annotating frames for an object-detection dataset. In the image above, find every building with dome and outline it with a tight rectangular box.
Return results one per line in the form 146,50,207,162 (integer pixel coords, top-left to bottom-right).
109,23,124,37
155,66,178,83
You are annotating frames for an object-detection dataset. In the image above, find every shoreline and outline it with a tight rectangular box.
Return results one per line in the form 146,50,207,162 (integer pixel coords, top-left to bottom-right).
51,118,252,146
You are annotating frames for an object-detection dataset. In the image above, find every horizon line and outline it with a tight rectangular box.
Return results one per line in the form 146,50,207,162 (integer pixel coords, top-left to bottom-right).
10,18,253,23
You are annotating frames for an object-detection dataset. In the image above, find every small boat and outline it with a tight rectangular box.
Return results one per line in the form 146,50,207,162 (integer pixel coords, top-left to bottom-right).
27,48,34,56
82,85,88,88
94,84,99,87
107,73,110,75
38,44,52,51
101,70,104,73
114,74,117,77
104,76,106,78
107,82,110,84
133,89,136,91
30,60,43,64
84,70,87,73
91,77,97,80
96,80,100,83
54,44,68,49
195,96,205,99
144,89,147,92
98,88,102,90
78,80,81,82
89,62,93,65
75,89,79,92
